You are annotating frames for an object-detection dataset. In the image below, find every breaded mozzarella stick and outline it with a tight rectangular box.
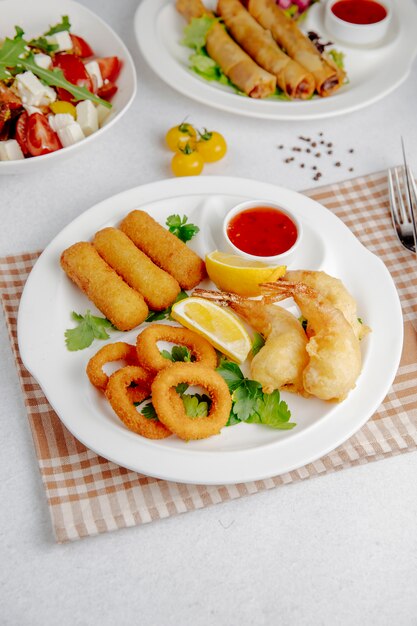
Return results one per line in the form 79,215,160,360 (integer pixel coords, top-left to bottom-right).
60,241,148,331
93,227,181,311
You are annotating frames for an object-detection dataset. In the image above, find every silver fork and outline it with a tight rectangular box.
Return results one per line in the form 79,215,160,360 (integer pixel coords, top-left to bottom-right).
388,143,417,254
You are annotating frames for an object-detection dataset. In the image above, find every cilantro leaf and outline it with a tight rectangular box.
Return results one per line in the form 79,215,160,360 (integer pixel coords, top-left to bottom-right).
218,357,296,431
182,394,210,418
141,402,158,420
145,291,189,323
161,345,193,362
0,27,27,80
166,214,200,243
232,381,262,422
251,332,265,357
44,16,71,36
247,390,296,430
176,382,189,395
181,16,217,51
216,357,245,392
64,310,114,351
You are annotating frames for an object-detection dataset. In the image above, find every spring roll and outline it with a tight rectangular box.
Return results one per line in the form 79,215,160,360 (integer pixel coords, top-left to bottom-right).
217,0,314,99
176,0,276,98
241,0,345,97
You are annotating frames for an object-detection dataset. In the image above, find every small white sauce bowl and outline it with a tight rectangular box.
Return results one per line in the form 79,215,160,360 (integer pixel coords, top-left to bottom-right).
223,200,303,266
324,0,392,47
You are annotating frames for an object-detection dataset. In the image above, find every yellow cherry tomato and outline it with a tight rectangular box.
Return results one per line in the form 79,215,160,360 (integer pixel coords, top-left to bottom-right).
196,130,227,163
49,101,77,118
171,144,204,177
165,123,197,152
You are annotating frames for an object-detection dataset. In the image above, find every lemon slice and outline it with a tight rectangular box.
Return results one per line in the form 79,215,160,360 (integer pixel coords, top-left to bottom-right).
205,250,286,297
171,296,252,363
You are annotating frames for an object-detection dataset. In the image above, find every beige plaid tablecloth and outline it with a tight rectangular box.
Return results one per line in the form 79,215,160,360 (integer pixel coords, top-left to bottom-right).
1,170,417,543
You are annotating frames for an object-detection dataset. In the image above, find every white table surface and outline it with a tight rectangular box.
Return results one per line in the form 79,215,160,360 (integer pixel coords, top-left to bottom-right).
2,1,417,624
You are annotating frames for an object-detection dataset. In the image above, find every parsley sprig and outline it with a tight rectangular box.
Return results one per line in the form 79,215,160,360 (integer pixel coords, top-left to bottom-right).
166,214,200,243
217,358,296,430
65,310,115,351
145,290,188,323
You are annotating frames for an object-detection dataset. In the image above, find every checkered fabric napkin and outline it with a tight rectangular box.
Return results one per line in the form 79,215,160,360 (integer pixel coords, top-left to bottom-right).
1,170,417,543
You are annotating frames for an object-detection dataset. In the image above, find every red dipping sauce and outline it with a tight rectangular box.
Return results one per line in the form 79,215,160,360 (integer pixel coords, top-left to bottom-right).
227,206,298,257
331,0,387,25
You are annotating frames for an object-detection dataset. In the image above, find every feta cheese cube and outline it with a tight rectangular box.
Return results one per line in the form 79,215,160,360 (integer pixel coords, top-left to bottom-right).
0,140,25,161
57,122,85,148
76,100,99,136
84,60,103,90
34,53,52,70
15,71,56,106
23,105,43,116
48,113,74,133
96,103,111,127
46,31,73,52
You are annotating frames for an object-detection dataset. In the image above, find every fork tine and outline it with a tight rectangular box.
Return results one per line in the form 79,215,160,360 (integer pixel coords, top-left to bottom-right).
394,167,408,223
388,169,400,228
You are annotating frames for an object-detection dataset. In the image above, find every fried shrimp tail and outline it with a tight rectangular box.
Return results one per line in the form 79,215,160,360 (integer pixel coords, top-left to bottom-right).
136,324,218,375
93,227,181,311
120,210,206,290
262,281,362,402
151,362,232,440
279,270,371,340
194,288,309,395
60,242,148,331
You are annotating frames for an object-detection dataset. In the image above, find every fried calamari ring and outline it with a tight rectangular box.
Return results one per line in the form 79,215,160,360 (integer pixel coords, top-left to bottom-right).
106,366,171,439
136,324,218,375
86,341,140,391
151,362,232,440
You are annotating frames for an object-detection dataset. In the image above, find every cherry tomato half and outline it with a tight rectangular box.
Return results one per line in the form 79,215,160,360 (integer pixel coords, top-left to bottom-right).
52,53,94,102
165,123,197,152
196,130,227,163
70,34,94,58
26,113,62,157
15,111,30,155
97,81,118,101
96,57,122,83
171,145,204,177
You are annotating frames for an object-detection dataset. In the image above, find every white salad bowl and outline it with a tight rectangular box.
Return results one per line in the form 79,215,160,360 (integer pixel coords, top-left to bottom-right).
0,0,137,175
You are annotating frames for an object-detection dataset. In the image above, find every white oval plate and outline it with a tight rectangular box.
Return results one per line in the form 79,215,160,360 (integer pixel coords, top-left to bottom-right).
17,176,403,484
134,0,417,120
0,0,137,174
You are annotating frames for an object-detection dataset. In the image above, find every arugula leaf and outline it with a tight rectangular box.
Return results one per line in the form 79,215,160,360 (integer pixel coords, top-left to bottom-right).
181,16,217,51
44,16,71,36
182,394,210,418
216,357,245,392
251,332,265,357
166,214,200,243
145,290,189,323
28,37,59,55
21,53,112,108
161,345,193,362
0,27,27,80
65,310,114,351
